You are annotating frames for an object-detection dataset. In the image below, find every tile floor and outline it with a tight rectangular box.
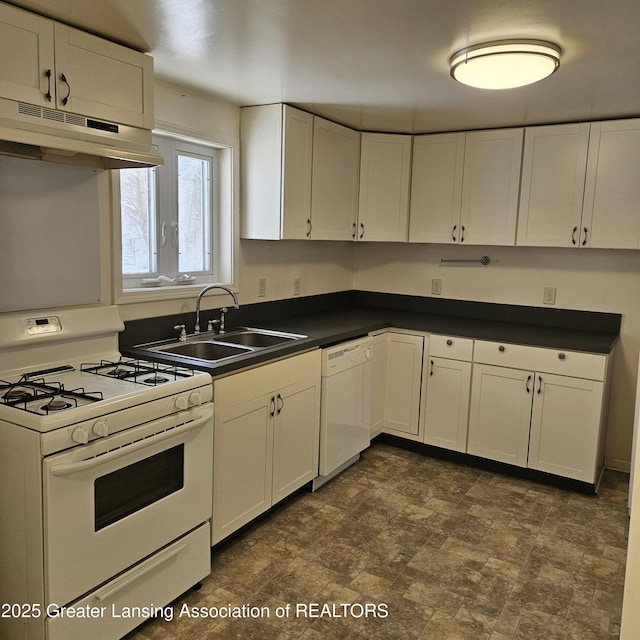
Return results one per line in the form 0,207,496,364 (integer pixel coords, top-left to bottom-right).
127,443,630,640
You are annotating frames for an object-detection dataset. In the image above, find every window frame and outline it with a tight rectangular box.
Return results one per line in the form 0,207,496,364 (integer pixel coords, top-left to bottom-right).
112,128,238,305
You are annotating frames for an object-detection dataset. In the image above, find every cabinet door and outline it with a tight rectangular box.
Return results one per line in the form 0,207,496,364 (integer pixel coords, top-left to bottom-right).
460,129,523,245
409,133,465,244
358,133,412,242
467,364,533,467
582,119,640,249
212,395,273,544
0,3,54,106
423,357,471,452
517,123,590,247
53,23,154,129
272,377,320,504
529,373,604,482
383,333,424,438
311,117,360,240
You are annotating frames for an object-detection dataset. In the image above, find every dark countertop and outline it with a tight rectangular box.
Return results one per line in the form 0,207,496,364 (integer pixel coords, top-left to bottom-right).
120,291,621,378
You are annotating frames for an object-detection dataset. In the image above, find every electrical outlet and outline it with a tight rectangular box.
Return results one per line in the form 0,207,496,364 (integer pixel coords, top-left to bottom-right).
293,277,301,296
258,277,266,298
431,278,442,295
543,286,556,305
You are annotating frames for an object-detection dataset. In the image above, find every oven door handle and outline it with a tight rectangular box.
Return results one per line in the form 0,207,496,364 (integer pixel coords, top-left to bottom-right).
49,408,211,477
94,541,188,602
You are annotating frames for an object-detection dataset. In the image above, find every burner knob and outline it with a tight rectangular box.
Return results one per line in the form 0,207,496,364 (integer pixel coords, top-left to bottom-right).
189,391,202,406
175,395,188,411
92,420,109,437
71,427,89,444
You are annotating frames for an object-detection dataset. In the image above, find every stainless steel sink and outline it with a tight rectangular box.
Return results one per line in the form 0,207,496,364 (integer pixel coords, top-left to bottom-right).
136,327,307,363
154,341,252,361
215,327,305,348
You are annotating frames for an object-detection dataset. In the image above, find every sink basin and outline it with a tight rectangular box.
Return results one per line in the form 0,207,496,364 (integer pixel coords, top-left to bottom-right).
215,328,305,348
155,341,251,361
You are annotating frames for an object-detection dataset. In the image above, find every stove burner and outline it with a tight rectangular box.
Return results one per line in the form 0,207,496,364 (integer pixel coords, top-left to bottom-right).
2,388,32,402
106,366,134,379
143,374,170,384
42,398,73,412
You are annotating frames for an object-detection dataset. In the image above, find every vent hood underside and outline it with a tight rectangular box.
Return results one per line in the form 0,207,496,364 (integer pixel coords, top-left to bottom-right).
0,98,163,169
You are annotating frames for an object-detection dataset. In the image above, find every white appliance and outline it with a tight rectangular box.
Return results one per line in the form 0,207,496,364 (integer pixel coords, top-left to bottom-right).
314,336,373,489
0,306,213,640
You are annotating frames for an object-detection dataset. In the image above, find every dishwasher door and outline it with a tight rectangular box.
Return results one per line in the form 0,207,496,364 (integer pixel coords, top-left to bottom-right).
317,337,373,483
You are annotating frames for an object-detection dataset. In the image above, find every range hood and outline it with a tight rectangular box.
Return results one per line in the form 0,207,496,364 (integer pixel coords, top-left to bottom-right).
0,97,163,169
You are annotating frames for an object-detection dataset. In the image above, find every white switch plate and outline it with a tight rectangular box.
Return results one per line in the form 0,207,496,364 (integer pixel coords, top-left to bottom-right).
543,286,556,305
431,278,442,295
258,277,266,297
293,277,301,296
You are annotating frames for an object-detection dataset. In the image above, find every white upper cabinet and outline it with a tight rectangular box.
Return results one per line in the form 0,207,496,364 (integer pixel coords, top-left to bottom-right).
0,3,153,129
409,133,465,243
517,123,590,247
241,104,313,240
410,128,523,245
460,128,523,245
311,117,361,240
0,3,54,106
357,133,412,242
582,118,640,249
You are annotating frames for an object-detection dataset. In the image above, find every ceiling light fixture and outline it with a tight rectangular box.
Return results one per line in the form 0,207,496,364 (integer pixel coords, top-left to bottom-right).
450,39,561,90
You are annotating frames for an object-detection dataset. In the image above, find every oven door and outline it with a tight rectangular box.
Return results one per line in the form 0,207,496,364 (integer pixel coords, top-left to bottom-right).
43,402,213,607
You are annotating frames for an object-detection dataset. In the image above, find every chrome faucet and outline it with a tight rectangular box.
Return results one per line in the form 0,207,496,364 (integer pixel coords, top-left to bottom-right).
194,284,239,334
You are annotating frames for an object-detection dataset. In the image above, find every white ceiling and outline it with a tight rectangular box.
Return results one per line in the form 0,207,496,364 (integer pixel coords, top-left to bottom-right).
10,0,640,133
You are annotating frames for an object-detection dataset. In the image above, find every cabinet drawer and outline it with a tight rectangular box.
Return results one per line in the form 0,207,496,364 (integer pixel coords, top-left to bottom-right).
473,340,607,380
429,335,474,360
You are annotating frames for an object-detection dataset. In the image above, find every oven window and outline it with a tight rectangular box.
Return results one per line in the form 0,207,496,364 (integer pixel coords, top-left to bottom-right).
94,445,184,531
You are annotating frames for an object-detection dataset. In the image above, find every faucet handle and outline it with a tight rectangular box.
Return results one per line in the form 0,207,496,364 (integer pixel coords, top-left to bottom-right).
207,319,220,332
173,324,187,341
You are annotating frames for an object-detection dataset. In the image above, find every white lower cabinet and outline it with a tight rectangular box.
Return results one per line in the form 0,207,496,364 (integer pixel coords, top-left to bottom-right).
380,331,426,440
469,341,611,484
212,351,321,544
423,335,473,453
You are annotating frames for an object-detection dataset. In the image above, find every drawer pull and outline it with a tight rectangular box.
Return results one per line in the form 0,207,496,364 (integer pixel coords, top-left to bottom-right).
498,345,505,352
558,353,566,361
446,339,453,346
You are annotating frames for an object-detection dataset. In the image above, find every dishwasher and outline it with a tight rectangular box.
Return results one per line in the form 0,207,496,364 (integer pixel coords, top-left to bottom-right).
313,336,373,490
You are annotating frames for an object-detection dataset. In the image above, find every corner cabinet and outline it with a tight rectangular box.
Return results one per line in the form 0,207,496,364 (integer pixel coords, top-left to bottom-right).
211,350,321,544
0,2,153,129
311,117,361,240
469,340,612,486
410,128,523,245
357,133,412,242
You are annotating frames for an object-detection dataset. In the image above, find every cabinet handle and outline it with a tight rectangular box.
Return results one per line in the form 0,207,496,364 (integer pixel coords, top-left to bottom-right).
498,345,505,352
582,227,588,246
537,375,543,394
44,69,52,102
269,396,276,417
59,72,71,106
558,352,566,361
571,226,578,245
446,339,453,346
452,225,457,242
360,222,365,239
352,222,357,239
276,393,284,415
525,374,532,393
430,359,434,376
460,225,465,243
306,219,312,237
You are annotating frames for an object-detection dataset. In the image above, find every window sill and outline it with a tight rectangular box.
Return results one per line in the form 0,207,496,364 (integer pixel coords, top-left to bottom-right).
116,283,237,305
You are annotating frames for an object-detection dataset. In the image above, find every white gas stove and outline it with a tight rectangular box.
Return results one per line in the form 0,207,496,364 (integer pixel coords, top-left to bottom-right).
0,306,213,640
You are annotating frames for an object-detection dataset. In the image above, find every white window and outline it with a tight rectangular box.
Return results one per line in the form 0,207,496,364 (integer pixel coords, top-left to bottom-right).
114,132,237,302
